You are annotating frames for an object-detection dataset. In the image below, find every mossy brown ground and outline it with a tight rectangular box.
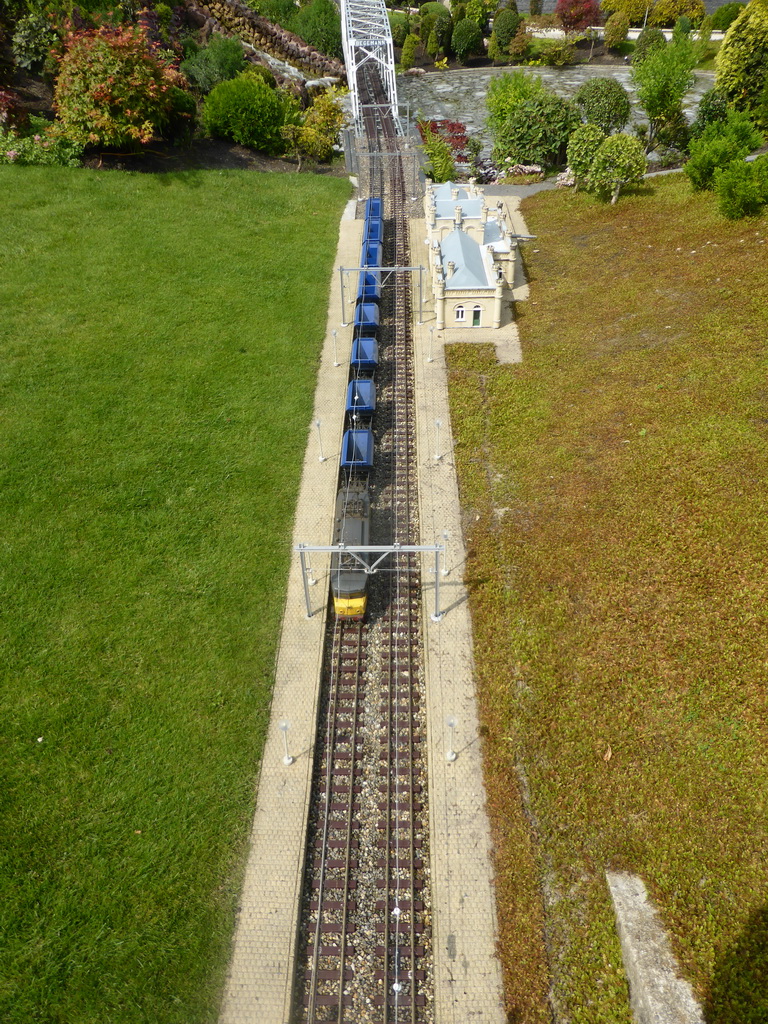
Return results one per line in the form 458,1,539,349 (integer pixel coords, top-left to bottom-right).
447,174,768,1024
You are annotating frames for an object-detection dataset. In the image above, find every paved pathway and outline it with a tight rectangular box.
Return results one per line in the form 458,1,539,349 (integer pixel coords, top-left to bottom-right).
219,190,532,1024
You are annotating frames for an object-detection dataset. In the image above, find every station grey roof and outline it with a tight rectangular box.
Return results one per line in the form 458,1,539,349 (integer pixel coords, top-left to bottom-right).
440,229,494,291
430,181,484,221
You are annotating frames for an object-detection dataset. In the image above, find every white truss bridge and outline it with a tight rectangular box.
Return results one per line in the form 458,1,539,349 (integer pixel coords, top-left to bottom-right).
339,0,402,135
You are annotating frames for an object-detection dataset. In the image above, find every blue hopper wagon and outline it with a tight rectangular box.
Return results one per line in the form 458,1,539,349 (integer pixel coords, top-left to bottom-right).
346,379,376,417
365,197,383,220
365,216,384,243
361,239,383,268
353,302,380,336
341,428,375,470
351,335,379,372
356,270,381,306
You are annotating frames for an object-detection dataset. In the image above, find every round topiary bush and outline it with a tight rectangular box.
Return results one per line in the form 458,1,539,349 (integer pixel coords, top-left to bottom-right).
575,76,631,132
631,26,667,64
202,75,296,154
588,132,646,203
689,87,730,140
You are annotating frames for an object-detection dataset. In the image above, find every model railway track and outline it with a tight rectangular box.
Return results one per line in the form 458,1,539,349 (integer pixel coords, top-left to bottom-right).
296,67,432,1024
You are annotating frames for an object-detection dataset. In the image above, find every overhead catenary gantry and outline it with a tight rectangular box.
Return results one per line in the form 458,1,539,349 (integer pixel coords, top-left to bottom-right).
339,0,402,135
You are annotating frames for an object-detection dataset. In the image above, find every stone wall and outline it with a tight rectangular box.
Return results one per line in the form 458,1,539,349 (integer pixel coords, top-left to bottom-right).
183,0,346,82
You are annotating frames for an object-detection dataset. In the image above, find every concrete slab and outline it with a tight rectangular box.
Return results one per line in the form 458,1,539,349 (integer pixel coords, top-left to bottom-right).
607,872,706,1024
218,206,363,1024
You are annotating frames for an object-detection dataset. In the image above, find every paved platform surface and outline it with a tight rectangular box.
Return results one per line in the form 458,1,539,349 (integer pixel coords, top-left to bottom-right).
219,193,531,1024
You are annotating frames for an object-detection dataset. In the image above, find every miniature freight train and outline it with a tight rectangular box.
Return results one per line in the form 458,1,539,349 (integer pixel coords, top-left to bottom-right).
330,197,383,620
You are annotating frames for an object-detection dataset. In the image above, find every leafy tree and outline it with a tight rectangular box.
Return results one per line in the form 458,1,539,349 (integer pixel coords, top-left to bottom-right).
556,0,601,31
202,74,299,154
710,2,745,32
600,0,656,25
684,108,763,189
566,122,606,186
715,0,768,129
451,17,483,62
388,12,410,48
575,76,631,131
54,25,185,148
588,132,646,202
631,36,697,151
648,0,704,27
603,10,630,47
491,90,581,166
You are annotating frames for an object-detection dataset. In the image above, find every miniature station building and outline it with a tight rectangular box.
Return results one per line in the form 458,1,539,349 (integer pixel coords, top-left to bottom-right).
424,179,518,330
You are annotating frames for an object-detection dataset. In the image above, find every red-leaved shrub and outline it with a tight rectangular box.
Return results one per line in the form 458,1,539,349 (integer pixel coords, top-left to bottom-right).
555,0,601,30
54,26,186,148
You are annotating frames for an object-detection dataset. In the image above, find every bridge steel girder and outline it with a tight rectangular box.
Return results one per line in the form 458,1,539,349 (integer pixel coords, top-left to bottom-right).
340,0,401,136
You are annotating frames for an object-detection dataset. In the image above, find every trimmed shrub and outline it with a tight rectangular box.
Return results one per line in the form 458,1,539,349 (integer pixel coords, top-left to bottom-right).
400,33,420,70
529,0,543,14
575,76,631,132
492,8,522,49
508,21,530,59
492,90,581,166
689,87,730,140
714,159,764,218
556,0,601,31
715,0,768,128
164,85,197,144
487,69,547,137
54,26,184,148
180,34,245,94
600,0,653,24
434,10,453,52
648,0,704,28
202,74,297,154
603,10,629,48
451,17,483,62
291,0,343,60
710,2,745,33
588,132,646,202
684,108,763,189
538,38,577,64
631,26,667,64
566,122,606,186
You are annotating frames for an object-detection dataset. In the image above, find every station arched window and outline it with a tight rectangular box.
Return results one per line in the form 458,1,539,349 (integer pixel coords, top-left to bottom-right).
454,305,465,322
472,305,482,327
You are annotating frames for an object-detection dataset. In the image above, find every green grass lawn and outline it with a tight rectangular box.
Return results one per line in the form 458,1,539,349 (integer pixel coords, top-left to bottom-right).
448,174,768,1024
0,166,350,1023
